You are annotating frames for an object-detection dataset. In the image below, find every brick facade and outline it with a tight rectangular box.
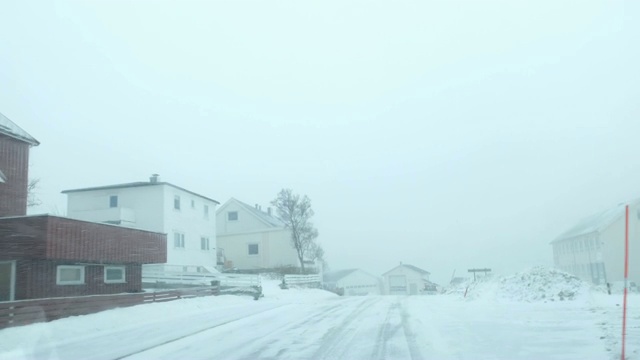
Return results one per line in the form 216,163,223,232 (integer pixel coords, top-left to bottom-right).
0,134,30,217
0,215,167,263
0,215,167,300
14,260,142,300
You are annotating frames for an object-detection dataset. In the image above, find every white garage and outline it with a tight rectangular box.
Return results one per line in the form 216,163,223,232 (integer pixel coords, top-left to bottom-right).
323,269,382,296
382,263,432,295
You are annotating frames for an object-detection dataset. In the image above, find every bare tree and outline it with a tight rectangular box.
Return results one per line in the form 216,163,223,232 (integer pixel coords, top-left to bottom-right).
271,188,319,273
27,178,42,208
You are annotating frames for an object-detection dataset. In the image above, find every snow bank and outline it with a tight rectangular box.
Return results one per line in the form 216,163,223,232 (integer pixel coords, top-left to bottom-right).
261,279,338,303
462,267,597,303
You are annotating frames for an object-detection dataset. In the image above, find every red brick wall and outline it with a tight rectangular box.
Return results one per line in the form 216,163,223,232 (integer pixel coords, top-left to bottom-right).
0,215,167,263
0,216,47,260
0,135,30,217
15,260,142,300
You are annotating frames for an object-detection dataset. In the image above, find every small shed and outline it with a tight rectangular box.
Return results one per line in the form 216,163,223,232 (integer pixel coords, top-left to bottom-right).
323,269,382,296
0,215,166,301
382,263,432,295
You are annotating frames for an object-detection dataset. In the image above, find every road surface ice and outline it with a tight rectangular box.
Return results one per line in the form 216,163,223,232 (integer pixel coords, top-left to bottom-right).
1,274,638,360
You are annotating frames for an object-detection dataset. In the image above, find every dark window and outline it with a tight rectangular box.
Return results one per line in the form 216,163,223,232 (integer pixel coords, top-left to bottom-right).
201,237,210,250
228,211,238,221
109,195,118,208
248,243,259,255
174,195,181,210
204,205,209,218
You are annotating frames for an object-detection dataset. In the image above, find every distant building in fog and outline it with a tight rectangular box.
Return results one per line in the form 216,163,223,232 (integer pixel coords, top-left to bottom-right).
551,200,640,286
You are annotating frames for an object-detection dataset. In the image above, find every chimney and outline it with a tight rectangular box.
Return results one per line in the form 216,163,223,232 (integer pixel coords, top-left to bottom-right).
267,207,272,216
255,204,259,209
150,174,160,183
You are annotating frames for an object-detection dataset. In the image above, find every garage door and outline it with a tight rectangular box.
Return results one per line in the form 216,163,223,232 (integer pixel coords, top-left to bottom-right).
389,275,407,295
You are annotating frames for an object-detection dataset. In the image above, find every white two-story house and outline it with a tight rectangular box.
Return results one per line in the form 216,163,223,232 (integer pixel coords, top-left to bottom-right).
216,198,299,271
62,175,219,272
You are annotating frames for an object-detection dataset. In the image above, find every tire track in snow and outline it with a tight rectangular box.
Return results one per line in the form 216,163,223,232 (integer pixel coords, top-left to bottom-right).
116,304,291,360
310,296,382,360
400,299,424,360
241,300,349,359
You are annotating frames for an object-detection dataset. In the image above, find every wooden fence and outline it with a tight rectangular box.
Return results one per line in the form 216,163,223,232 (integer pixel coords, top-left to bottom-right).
0,285,220,330
283,274,322,288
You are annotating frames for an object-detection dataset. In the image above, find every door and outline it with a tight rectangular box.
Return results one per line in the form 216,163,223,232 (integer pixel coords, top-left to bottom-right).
0,261,15,302
409,283,418,295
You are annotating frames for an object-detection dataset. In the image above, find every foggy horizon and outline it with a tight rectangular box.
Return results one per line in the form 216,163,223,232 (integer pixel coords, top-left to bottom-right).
2,0,638,285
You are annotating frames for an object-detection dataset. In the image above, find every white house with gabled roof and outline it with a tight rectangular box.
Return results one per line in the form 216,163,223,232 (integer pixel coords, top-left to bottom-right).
62,175,219,272
216,198,299,270
382,263,434,295
552,199,640,286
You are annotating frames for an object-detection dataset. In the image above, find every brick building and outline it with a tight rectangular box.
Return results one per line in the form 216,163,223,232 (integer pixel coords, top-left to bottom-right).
0,112,39,217
0,113,167,301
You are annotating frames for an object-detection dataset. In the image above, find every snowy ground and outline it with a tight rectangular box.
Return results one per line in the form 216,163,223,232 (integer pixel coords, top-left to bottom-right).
1,269,638,360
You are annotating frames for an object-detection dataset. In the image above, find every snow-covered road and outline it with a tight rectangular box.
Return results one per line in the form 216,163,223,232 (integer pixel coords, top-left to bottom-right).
123,296,612,360
1,279,636,360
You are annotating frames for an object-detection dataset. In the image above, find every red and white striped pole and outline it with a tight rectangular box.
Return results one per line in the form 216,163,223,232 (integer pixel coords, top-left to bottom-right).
621,204,629,360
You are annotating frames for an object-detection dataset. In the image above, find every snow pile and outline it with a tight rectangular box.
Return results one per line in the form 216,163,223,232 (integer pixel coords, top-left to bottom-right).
495,267,592,302
462,267,596,303
261,279,338,303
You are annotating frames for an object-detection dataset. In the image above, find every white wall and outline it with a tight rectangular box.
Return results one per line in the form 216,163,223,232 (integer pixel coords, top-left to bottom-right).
217,228,298,270
161,186,217,268
553,204,640,285
336,270,382,296
66,183,218,269
217,201,272,235
382,266,427,295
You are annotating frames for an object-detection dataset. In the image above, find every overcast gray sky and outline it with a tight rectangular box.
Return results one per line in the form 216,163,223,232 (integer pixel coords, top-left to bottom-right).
1,0,638,284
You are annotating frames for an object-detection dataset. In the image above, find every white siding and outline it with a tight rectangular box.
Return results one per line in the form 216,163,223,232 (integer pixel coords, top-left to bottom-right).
216,202,271,235
335,270,382,296
382,266,427,295
66,183,218,269
553,203,640,286
217,228,298,269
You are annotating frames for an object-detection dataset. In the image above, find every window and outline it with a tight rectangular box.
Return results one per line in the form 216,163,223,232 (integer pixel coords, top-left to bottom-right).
228,211,238,221
109,195,118,208
174,195,181,210
174,232,185,248
204,205,209,218
56,265,85,285
191,199,195,209
248,243,259,255
104,266,126,283
201,237,210,250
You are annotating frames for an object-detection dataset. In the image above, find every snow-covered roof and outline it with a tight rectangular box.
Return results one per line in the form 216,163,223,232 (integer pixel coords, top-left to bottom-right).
61,181,220,204
0,112,39,146
382,263,431,276
323,269,358,283
228,198,286,228
552,200,640,243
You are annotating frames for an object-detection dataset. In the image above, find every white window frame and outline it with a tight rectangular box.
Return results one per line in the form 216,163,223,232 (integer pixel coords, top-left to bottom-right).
228,211,238,221
248,243,259,256
56,265,85,285
201,237,210,251
174,232,185,249
104,266,126,284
